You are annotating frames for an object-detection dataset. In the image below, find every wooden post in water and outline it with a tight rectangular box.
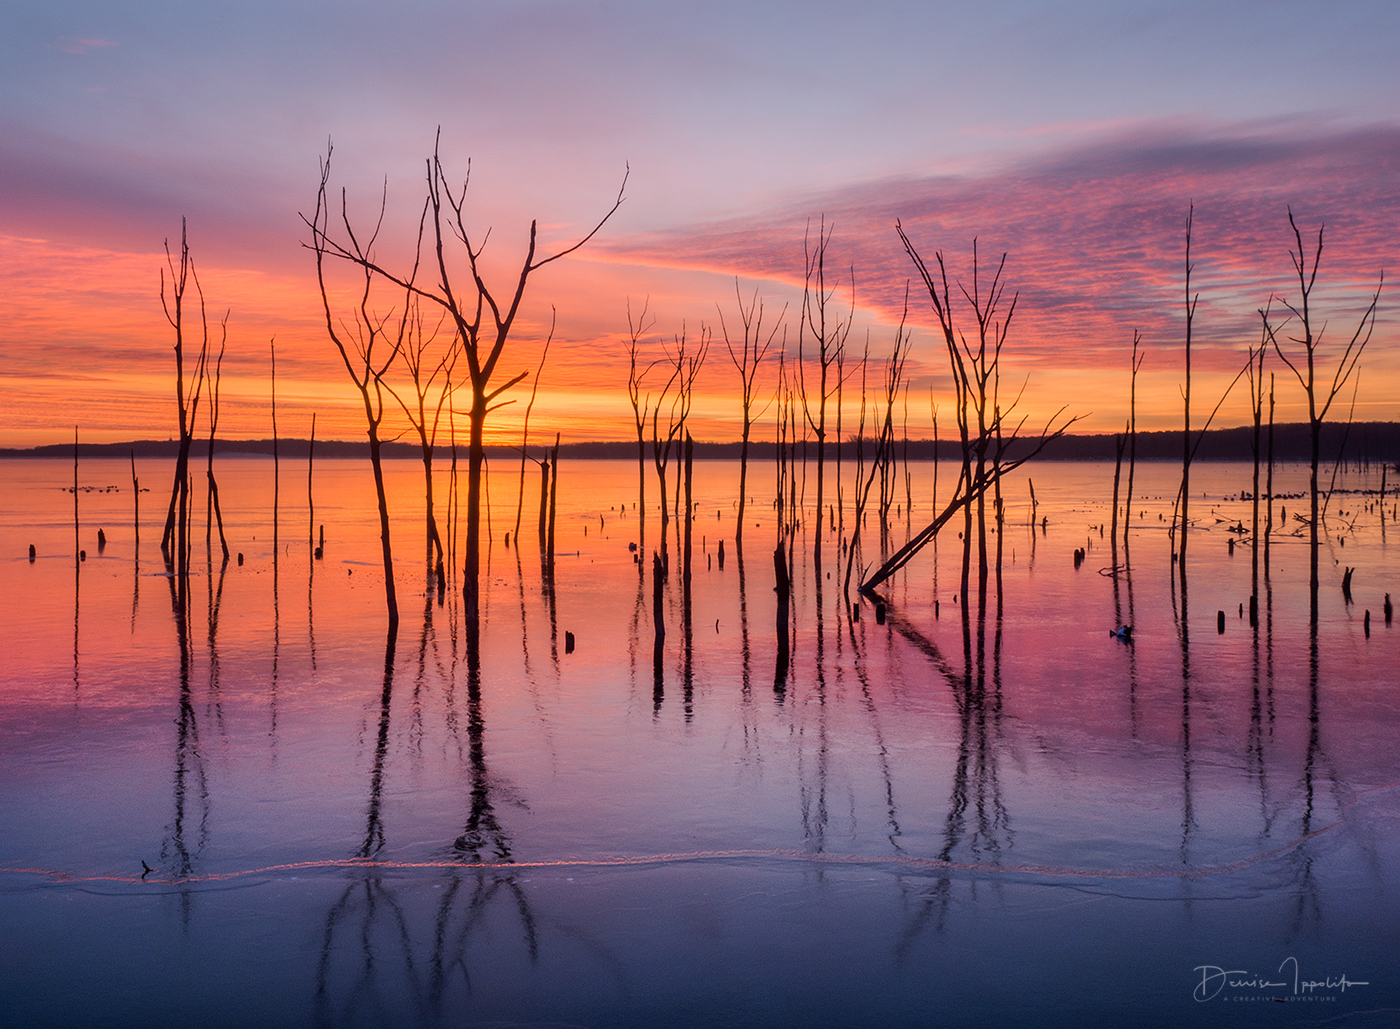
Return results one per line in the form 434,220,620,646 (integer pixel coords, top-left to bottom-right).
1124,329,1142,550
130,450,139,546
652,551,666,704
73,427,79,558
537,454,550,549
683,434,693,588
773,545,790,677
547,434,559,573
271,340,280,556
308,412,316,553
1109,431,1124,555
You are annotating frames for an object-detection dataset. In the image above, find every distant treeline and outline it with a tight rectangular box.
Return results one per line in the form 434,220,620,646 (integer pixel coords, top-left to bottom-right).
7,421,1398,465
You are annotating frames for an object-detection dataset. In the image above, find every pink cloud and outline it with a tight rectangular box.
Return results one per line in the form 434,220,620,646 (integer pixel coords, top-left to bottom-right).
53,37,118,55
603,121,1398,385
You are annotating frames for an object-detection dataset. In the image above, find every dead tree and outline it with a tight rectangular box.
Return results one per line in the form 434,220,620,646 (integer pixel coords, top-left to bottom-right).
1123,329,1144,551
204,315,230,562
896,226,1014,605
1261,209,1382,621
718,280,782,548
305,136,625,624
1246,324,1267,622
651,327,707,567
1177,205,1199,587
872,223,1077,596
625,298,657,560
845,309,911,600
384,296,459,582
797,218,852,559
513,308,554,547
307,157,412,634
159,220,212,573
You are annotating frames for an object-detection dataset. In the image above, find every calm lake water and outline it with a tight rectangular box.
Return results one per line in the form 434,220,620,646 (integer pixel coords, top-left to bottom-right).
2,454,1398,1028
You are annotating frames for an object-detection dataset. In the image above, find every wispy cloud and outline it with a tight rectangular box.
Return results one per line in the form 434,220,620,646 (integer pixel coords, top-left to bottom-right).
604,120,1398,376
53,37,118,55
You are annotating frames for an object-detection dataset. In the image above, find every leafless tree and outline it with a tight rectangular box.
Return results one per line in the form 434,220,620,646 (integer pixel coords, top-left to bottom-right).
204,314,230,562
718,280,783,548
625,298,657,560
1260,209,1382,622
868,224,1078,597
307,156,413,633
512,309,554,547
1122,330,1144,551
159,220,212,577
305,136,625,623
845,304,911,600
797,218,852,559
383,297,458,583
650,327,707,567
1177,205,1199,588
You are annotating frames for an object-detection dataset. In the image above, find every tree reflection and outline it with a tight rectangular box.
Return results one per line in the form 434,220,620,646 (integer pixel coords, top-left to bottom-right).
358,629,398,858
882,596,1010,942
317,608,541,1026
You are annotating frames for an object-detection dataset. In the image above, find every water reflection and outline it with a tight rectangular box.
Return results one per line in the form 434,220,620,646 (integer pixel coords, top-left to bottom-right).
359,631,398,859
9,457,1398,1026
317,612,543,1027
885,591,1011,940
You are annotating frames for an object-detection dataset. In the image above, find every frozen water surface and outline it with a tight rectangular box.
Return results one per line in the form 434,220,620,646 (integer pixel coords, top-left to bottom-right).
1,456,1397,1027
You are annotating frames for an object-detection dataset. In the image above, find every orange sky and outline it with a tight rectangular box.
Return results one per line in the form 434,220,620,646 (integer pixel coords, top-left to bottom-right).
4,122,1395,450
4,5,1398,449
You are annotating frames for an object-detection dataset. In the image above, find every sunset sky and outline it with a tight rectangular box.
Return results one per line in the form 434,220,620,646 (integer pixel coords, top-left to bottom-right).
3,0,1397,447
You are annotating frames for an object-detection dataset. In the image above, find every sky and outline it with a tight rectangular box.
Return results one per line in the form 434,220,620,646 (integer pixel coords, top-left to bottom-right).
2,0,1398,447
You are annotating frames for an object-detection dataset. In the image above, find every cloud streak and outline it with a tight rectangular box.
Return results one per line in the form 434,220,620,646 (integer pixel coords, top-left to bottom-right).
604,120,1398,379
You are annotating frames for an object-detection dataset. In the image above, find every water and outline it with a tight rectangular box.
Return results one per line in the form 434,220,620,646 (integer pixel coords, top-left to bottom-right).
2,455,1398,1027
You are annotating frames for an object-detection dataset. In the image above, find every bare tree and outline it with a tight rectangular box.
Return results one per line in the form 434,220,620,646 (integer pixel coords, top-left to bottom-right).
1177,205,1199,588
1246,321,1267,623
1260,209,1382,622
845,304,911,600
797,218,852,559
718,280,783,549
307,155,412,633
159,220,212,577
625,298,656,560
383,298,459,583
869,224,1077,596
512,309,555,548
204,315,230,562
305,136,625,623
650,327,707,567
1122,330,1144,551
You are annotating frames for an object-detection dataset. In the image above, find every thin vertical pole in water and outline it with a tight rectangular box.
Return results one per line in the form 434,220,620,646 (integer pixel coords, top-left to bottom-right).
547,434,559,573
931,405,938,528
773,545,790,693
308,412,316,553
130,450,140,548
1380,463,1388,531
683,434,693,588
73,427,79,556
1110,430,1124,558
270,339,279,555
1264,374,1275,570
74,426,81,691
1124,329,1142,550
538,455,550,548
1250,342,1263,625
652,551,666,712
1179,207,1196,587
